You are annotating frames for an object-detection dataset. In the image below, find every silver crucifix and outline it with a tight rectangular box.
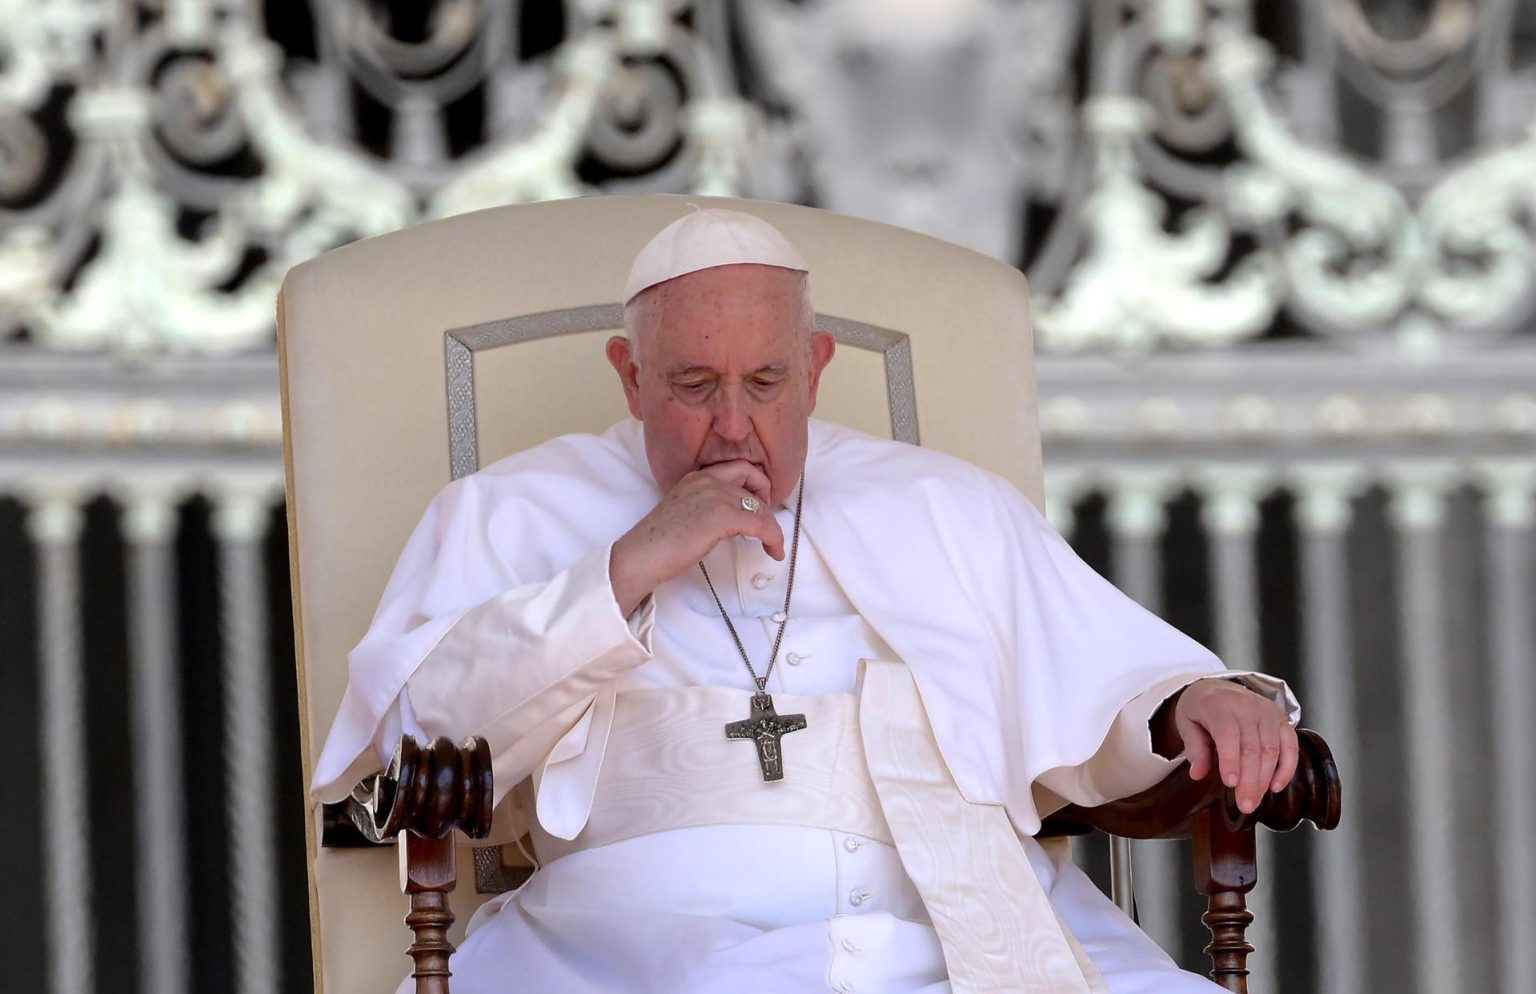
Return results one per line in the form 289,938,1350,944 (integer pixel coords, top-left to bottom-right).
725,693,808,782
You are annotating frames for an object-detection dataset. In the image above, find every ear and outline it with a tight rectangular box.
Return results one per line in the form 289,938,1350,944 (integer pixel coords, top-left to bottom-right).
805,330,836,413
606,335,645,420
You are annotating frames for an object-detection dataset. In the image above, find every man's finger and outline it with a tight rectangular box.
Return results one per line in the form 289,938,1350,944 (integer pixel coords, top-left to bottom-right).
1236,722,1265,812
755,514,786,561
697,460,772,503
1208,715,1242,790
1250,727,1283,813
1270,722,1300,793
1182,716,1214,781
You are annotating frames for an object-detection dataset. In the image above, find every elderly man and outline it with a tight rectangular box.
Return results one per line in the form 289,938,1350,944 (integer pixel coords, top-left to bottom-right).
311,207,1299,994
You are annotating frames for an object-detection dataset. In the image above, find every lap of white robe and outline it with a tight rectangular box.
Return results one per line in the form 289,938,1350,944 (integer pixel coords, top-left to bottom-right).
398,824,1224,994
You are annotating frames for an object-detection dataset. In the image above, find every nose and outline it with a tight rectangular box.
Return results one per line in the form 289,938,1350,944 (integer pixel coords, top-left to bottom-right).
711,384,751,443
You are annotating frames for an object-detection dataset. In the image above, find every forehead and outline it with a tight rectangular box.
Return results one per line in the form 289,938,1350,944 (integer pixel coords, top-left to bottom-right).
635,264,807,360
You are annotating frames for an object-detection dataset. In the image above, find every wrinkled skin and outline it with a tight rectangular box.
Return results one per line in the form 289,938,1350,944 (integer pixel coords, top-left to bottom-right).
605,263,834,615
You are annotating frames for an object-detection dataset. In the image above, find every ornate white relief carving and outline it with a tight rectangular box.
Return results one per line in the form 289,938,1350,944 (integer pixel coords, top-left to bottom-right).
1208,23,1419,335
1416,125,1536,332
743,0,1077,263
430,35,615,216
1033,96,1281,352
223,33,416,255
0,0,1532,360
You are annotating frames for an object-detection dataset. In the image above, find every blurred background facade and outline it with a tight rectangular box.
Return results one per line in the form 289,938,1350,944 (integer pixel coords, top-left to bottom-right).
1,1,1533,993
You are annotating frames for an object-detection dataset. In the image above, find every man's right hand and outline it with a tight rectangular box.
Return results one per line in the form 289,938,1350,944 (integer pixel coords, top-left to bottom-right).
609,460,786,616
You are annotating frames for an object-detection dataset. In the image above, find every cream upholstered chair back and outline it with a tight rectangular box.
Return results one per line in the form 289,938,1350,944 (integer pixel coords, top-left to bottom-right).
278,194,1042,994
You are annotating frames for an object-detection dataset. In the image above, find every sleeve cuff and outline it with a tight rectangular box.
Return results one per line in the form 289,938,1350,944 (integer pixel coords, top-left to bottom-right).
1224,671,1301,726
1169,672,1301,730
625,595,656,649
606,543,655,652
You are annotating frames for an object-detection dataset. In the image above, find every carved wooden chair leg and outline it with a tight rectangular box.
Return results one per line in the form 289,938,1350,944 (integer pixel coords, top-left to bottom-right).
329,736,494,994
1193,807,1257,994
404,832,459,994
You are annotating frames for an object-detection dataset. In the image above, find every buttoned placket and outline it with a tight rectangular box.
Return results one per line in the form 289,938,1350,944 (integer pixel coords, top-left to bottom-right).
829,831,879,994
730,510,796,691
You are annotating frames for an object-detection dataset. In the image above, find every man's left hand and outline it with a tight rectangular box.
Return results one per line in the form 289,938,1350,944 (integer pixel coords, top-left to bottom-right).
1164,680,1299,815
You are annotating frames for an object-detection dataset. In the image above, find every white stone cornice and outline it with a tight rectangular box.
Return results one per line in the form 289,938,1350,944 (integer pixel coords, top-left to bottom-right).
1034,343,1536,458
0,351,284,452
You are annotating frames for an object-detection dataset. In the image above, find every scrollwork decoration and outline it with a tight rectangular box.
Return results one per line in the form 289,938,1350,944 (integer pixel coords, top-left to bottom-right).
0,0,1533,358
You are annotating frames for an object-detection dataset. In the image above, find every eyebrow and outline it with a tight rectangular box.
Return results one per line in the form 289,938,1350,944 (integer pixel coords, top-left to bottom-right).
665,365,716,379
665,363,788,379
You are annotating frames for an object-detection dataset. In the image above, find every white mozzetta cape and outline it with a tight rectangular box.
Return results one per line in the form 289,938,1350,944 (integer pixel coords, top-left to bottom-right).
312,418,1263,836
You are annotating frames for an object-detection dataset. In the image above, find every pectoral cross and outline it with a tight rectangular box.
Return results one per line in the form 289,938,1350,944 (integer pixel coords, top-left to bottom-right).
725,693,808,782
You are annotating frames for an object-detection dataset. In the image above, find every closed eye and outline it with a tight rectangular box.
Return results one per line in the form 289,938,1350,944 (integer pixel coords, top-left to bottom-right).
750,369,788,393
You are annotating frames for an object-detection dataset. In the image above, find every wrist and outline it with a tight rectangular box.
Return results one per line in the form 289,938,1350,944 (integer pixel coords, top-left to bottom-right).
1151,687,1186,759
608,536,655,617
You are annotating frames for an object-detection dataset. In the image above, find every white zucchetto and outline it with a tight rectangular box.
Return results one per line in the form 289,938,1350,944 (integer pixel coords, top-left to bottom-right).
623,206,809,304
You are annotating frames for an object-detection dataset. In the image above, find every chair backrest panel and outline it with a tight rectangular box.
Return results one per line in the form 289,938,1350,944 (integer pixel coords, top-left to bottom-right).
279,194,1041,994
453,307,918,480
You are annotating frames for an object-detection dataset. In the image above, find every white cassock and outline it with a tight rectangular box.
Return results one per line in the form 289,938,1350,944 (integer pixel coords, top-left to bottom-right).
311,418,1297,994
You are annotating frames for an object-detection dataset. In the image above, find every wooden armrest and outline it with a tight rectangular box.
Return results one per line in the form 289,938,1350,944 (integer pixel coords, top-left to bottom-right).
338,735,496,844
1038,728,1341,994
1038,727,1341,840
325,736,496,994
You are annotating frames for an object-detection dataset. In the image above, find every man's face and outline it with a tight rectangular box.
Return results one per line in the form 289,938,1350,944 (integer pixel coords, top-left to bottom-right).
606,264,836,506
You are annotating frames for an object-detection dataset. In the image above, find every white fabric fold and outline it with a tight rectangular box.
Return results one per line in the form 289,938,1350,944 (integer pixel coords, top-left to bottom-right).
533,682,617,840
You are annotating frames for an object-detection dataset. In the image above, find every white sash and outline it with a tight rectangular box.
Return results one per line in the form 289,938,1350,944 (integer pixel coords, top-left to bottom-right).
859,659,1110,994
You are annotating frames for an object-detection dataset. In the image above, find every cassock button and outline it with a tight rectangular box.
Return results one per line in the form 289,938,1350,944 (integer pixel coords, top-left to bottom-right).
842,835,864,852
751,573,772,589
848,888,872,907
787,651,804,666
